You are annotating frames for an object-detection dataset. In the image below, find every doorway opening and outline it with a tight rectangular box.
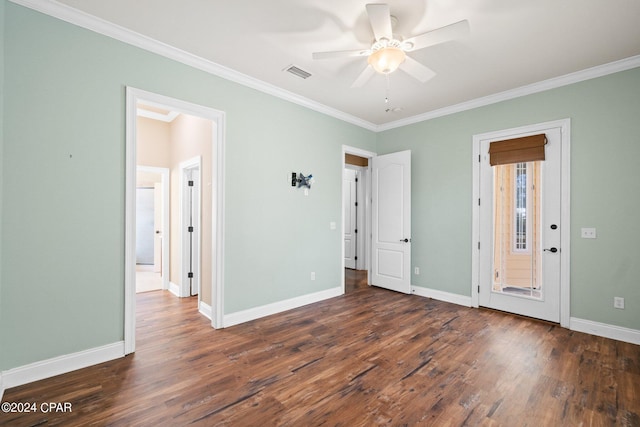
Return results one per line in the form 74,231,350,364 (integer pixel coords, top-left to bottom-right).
125,87,226,355
342,147,375,293
135,166,170,293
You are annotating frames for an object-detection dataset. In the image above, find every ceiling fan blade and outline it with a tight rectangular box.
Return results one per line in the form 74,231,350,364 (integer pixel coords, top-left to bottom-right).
399,56,436,83
366,3,393,41
312,49,371,60
403,20,470,51
351,65,376,88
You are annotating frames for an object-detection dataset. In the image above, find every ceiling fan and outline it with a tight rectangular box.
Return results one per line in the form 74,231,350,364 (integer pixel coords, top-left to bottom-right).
312,3,469,88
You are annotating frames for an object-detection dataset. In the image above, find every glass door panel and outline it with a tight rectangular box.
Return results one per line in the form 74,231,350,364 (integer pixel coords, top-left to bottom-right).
492,161,542,299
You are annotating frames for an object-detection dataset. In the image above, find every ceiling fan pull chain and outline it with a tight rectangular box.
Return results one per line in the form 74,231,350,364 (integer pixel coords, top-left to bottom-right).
385,73,390,103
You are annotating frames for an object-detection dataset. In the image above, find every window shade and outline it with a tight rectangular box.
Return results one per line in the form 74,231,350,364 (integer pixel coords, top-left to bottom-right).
489,134,547,166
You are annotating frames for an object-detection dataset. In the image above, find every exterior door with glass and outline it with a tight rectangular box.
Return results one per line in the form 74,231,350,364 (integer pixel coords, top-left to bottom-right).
478,126,562,322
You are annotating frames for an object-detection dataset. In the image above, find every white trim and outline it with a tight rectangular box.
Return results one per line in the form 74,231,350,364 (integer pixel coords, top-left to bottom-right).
124,88,138,354
126,87,226,358
377,56,640,132
0,342,124,395
12,1,638,134
411,286,472,307
137,165,170,290
169,281,181,297
223,287,343,327
471,119,571,327
199,300,212,320
341,146,376,293
0,373,4,402
570,318,640,346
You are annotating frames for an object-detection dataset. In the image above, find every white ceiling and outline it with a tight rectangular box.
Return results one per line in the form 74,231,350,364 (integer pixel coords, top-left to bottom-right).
50,0,640,128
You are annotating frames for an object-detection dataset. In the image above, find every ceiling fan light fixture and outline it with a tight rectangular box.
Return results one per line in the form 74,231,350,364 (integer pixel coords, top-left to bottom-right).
368,47,406,74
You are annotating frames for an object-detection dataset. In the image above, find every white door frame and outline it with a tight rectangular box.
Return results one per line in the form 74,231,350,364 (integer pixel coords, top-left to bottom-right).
125,87,226,355
341,145,376,293
471,119,571,327
137,165,170,291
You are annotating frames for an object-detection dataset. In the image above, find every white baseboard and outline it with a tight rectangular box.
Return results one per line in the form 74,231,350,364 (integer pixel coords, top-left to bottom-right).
223,287,343,327
169,281,180,297
199,300,212,320
570,317,640,345
412,286,472,307
0,341,125,400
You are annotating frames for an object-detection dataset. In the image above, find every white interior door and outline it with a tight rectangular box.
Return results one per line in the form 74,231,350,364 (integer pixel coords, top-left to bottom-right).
371,150,411,294
479,127,562,322
343,169,357,269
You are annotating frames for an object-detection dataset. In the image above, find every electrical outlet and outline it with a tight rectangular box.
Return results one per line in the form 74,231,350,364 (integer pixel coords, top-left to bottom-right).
310,272,316,281
581,228,597,238
414,267,420,275
614,297,625,309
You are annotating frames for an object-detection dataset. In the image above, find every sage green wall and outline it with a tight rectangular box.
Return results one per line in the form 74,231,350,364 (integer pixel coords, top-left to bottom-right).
377,67,640,330
0,2,375,370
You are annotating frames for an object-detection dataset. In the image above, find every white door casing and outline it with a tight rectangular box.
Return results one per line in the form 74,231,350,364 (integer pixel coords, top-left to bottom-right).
341,145,375,294
344,168,357,269
472,119,571,326
126,87,226,355
371,150,412,294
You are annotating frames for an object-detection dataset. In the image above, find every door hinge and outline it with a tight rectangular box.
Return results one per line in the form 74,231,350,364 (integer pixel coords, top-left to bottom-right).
478,285,480,293
478,242,480,250
354,229,358,233
355,256,358,260
478,154,481,162
478,198,480,206
188,180,194,187
355,202,358,206
188,272,194,278
188,226,194,232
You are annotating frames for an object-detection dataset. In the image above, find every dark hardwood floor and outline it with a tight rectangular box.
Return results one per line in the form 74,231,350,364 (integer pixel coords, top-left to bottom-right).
2,271,639,426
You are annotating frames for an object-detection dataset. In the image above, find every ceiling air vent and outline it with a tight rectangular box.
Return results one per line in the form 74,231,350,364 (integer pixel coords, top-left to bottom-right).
284,64,312,79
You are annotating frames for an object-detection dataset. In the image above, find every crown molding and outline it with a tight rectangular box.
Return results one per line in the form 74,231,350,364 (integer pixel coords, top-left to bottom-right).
137,108,179,123
9,1,640,133
9,0,378,131
376,55,640,132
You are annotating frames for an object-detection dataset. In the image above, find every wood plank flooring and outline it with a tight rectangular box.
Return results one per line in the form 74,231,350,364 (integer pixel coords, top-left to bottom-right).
2,271,639,426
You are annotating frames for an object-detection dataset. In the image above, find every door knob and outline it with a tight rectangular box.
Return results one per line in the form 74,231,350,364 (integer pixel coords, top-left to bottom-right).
543,247,558,253
400,238,410,243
